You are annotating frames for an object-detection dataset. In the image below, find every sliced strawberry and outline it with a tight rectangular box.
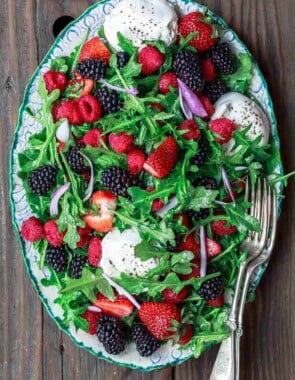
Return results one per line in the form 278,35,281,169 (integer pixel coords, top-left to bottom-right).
76,225,92,248
206,293,225,307
67,78,94,97
83,191,116,233
79,37,111,65
206,237,222,258
177,324,194,346
93,294,134,318
143,136,178,179
80,310,101,335
200,96,215,119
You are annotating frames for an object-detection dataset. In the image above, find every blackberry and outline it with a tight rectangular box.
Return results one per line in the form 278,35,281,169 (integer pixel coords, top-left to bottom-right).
117,52,130,68
211,43,237,75
198,267,223,301
70,254,87,279
95,87,123,114
187,208,210,221
46,245,68,272
193,176,219,190
97,315,126,355
101,166,139,198
66,144,89,173
28,165,57,195
173,49,205,92
190,135,211,166
75,58,105,80
203,78,225,103
131,324,160,357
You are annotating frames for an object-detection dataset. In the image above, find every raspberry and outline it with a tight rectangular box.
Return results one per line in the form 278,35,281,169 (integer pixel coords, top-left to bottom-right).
44,71,67,93
162,287,190,304
21,216,45,242
127,148,146,175
201,59,217,82
146,187,165,213
80,310,101,335
82,128,106,147
138,46,164,75
44,220,65,247
209,118,236,144
178,119,201,140
158,72,178,94
78,95,102,123
109,132,134,154
52,100,84,126
88,237,102,267
76,226,92,248
211,219,237,235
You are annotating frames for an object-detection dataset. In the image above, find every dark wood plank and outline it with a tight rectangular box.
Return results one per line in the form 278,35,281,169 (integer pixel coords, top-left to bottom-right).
1,0,294,379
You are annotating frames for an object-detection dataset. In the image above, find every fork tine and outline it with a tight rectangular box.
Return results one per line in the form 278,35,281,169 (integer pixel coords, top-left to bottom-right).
267,188,277,252
244,176,249,202
258,179,270,246
254,178,262,221
249,179,256,218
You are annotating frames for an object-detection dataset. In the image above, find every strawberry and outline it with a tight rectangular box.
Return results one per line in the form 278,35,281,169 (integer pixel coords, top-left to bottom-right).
78,94,102,123
93,294,134,318
57,140,66,152
146,187,165,212
127,148,146,175
176,233,200,255
76,226,92,248
138,46,164,75
88,237,102,268
109,132,134,154
78,37,111,65
205,237,222,258
82,128,106,147
44,71,67,94
67,78,94,97
143,136,178,179
206,293,225,307
211,219,237,236
138,302,181,340
21,216,45,242
44,220,65,247
52,100,84,126
201,58,217,82
179,12,218,52
177,324,194,346
174,212,191,229
158,72,178,94
80,310,101,335
209,118,236,144
83,191,116,233
178,119,201,140
180,258,201,281
200,96,215,119
162,287,190,304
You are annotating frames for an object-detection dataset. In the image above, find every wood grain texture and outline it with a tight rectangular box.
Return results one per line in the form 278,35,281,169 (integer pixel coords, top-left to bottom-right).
0,1,294,379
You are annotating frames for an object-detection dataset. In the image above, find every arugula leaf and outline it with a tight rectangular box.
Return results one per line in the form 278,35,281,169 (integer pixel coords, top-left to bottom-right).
186,186,219,211
222,201,261,233
50,57,69,73
117,32,136,54
221,53,252,93
134,240,170,261
60,267,115,302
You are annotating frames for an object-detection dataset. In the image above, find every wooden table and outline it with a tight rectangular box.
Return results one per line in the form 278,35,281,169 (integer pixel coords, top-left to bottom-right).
1,1,294,379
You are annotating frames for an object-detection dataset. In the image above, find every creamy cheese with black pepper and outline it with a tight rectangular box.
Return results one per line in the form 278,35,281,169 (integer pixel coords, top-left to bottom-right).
211,92,270,153
104,0,178,51
100,227,158,278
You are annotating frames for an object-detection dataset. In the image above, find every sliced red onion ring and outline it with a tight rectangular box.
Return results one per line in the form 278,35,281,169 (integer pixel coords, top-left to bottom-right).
156,196,179,218
80,153,94,202
99,79,139,96
215,200,231,206
87,305,102,313
179,85,193,120
50,183,70,216
200,226,207,278
221,167,236,206
235,166,248,171
177,79,208,118
102,273,141,309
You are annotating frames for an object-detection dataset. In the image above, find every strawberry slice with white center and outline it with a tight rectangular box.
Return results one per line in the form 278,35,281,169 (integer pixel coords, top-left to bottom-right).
143,136,178,179
93,293,134,318
83,190,116,233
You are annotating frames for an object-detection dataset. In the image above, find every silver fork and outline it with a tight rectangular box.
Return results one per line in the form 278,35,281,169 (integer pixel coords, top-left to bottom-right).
210,178,277,380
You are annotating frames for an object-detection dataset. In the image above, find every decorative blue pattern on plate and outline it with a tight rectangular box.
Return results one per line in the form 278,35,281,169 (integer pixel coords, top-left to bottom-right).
9,0,283,370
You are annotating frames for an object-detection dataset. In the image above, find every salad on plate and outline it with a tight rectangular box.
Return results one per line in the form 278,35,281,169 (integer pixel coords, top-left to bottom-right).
16,0,282,363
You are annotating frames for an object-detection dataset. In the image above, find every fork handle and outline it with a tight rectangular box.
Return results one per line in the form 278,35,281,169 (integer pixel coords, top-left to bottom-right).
210,333,235,380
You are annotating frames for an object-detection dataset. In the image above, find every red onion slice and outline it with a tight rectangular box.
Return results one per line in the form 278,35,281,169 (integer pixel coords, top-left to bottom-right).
200,226,207,278
80,153,94,202
99,79,139,96
156,196,179,218
50,183,70,216
102,273,141,309
179,85,193,120
221,167,236,206
177,79,208,118
56,119,70,143
87,305,102,313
